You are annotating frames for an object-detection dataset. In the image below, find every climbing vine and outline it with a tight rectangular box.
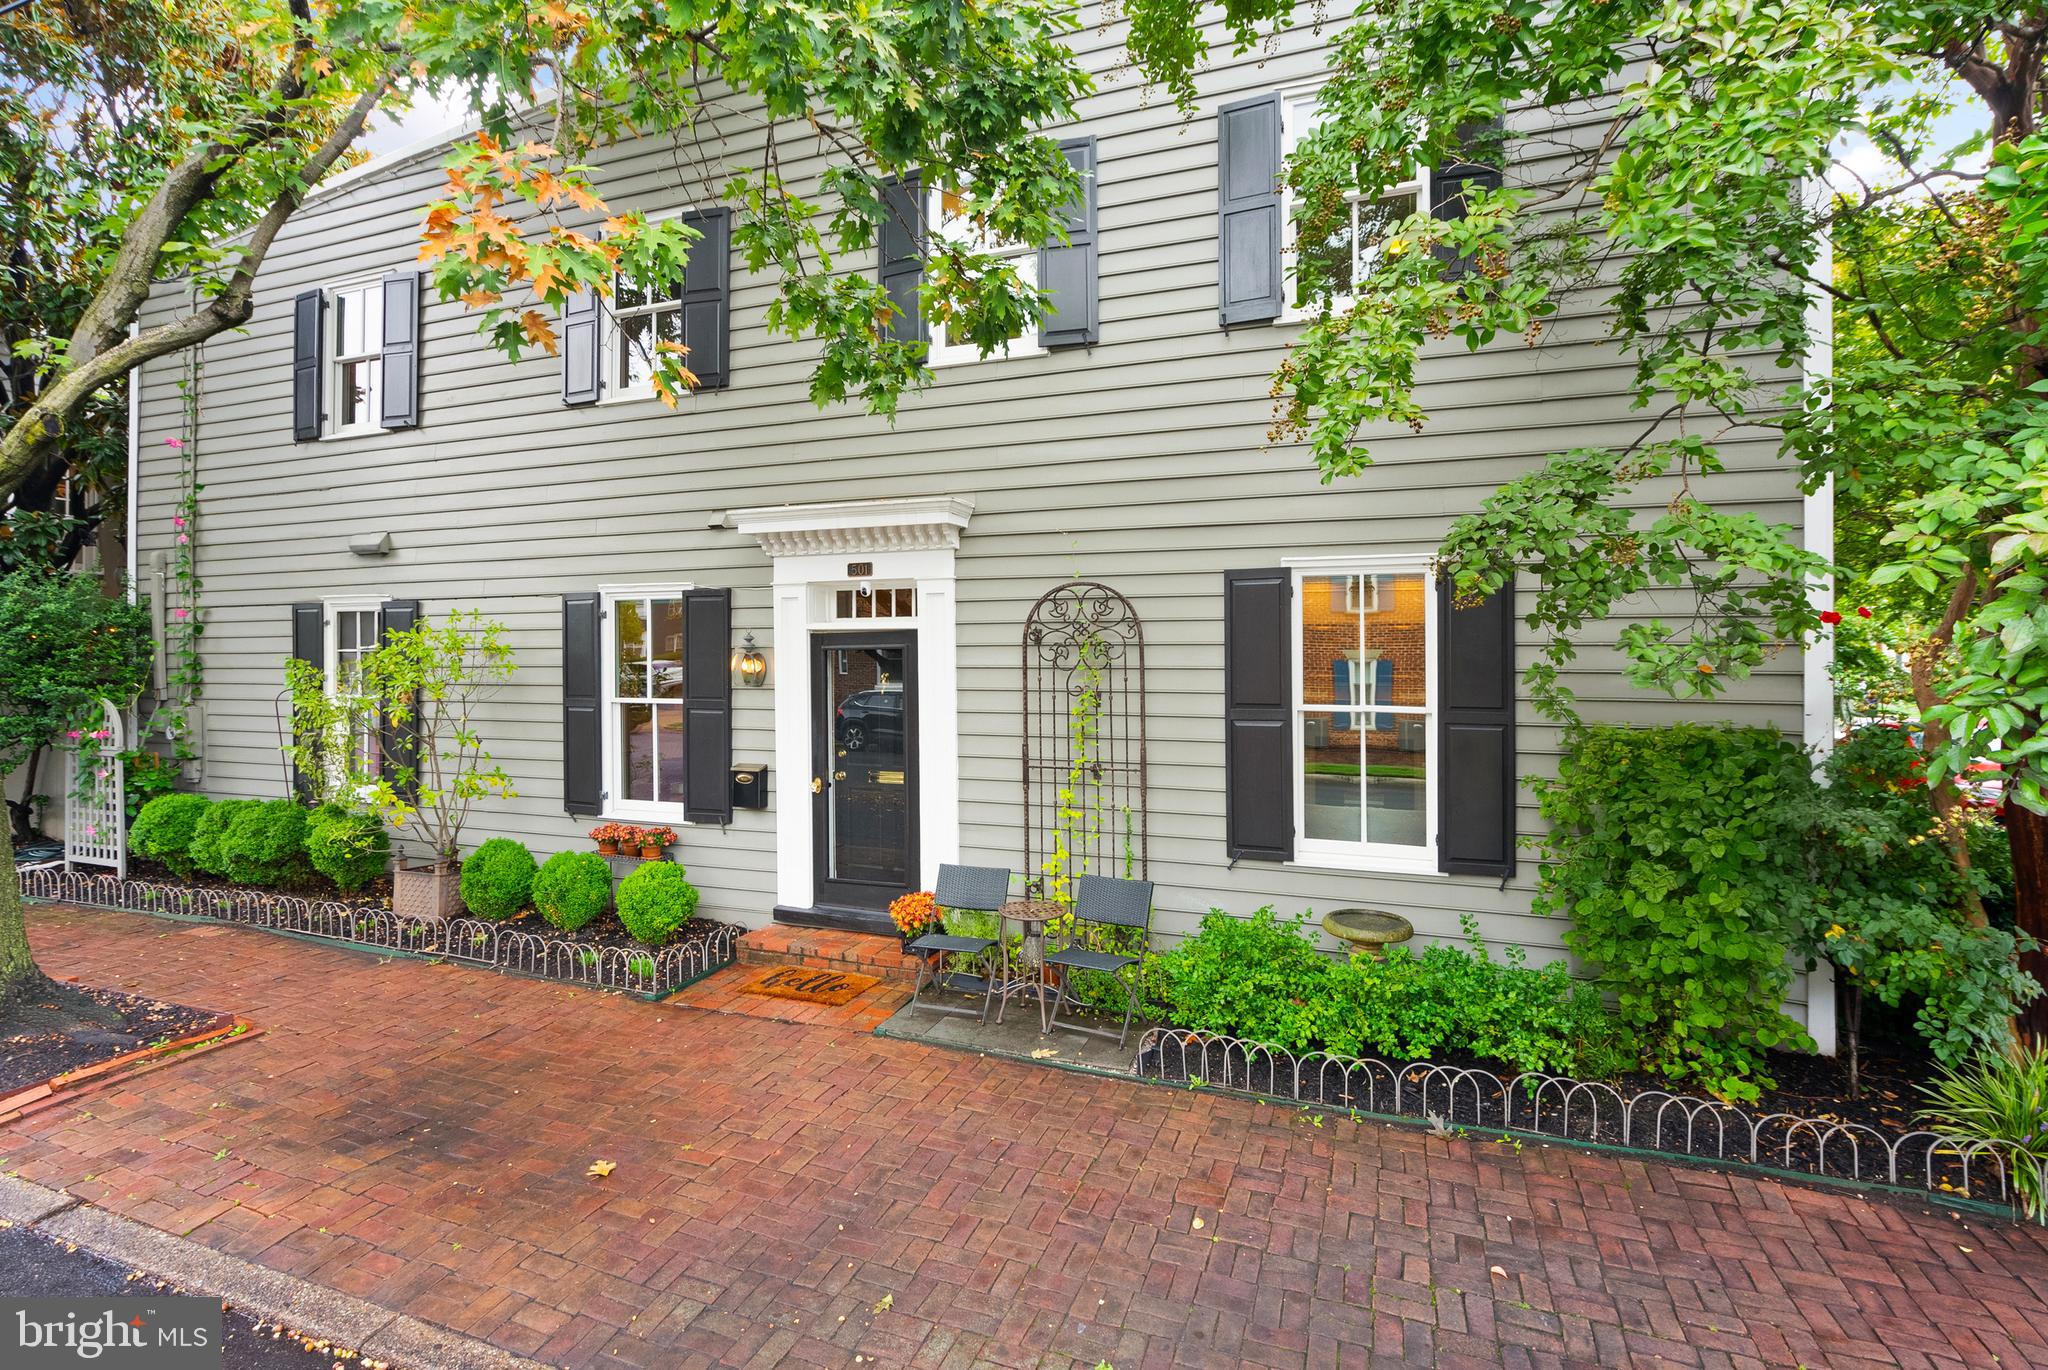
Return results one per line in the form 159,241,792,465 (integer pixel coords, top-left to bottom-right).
137,355,205,779
1040,633,1104,904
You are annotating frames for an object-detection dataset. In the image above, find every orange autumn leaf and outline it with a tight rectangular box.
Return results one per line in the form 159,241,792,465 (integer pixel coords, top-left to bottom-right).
460,288,501,308
423,205,459,233
311,56,333,77
655,339,691,355
528,261,567,301
520,311,560,355
566,183,606,213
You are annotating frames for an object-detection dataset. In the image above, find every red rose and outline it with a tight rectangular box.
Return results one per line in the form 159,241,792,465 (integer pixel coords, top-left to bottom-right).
1818,610,1843,625
1856,606,1873,618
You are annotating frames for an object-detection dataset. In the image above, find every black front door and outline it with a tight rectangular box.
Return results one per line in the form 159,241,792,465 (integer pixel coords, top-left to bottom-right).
812,632,918,915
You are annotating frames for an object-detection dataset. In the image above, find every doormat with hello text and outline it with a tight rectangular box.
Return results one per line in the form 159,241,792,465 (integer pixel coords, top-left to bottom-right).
737,966,881,1006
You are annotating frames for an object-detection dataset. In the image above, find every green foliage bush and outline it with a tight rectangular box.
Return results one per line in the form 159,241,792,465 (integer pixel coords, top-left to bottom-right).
130,793,210,878
615,860,700,945
219,799,312,887
1918,1041,2048,1221
305,804,390,893
532,851,612,933
188,798,259,878
1154,906,1617,1076
1534,724,1817,1102
459,837,537,920
0,568,153,778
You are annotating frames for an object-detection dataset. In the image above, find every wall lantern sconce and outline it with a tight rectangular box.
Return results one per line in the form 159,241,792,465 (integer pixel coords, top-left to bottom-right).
732,632,769,688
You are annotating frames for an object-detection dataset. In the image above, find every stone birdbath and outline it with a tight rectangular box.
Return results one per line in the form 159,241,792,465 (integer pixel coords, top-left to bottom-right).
1321,908,1414,959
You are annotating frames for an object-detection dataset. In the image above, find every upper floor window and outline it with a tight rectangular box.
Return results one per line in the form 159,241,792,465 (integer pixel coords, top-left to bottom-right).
1295,562,1434,871
609,261,684,401
328,282,384,435
924,184,1044,367
1281,91,1428,306
604,588,688,815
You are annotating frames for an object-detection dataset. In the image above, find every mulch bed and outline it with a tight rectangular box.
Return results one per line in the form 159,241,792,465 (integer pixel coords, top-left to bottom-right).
127,857,392,911
0,985,229,1096
453,908,742,960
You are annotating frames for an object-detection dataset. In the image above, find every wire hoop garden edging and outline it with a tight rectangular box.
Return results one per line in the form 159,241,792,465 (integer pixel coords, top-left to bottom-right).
21,869,738,1001
1131,1027,2046,1223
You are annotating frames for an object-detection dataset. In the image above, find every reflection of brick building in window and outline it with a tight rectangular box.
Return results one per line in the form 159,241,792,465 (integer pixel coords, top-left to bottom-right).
1301,574,1427,759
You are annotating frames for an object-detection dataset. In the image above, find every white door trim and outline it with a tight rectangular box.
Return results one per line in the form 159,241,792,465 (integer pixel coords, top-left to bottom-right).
730,497,972,910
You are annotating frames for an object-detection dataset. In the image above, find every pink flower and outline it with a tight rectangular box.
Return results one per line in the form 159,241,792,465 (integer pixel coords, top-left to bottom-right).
173,607,189,620
163,437,184,449
177,534,189,545
84,825,97,839
1818,610,1843,625
172,515,185,529
64,730,81,740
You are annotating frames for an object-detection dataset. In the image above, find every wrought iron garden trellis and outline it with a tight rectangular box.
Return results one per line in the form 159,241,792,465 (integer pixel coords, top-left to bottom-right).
1023,580,1146,889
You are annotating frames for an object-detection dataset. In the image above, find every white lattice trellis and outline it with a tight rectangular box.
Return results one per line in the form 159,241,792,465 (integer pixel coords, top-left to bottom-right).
63,699,126,878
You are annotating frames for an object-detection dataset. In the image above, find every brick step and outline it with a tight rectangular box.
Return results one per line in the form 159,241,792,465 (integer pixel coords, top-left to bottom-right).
737,924,921,985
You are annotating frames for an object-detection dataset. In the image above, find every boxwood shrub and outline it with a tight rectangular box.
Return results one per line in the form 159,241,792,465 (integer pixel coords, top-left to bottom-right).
188,798,260,878
615,860,700,946
532,851,611,933
305,804,390,893
460,837,537,920
130,793,210,878
219,799,313,887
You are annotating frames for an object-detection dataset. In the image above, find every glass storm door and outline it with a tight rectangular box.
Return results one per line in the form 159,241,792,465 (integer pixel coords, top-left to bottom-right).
812,633,919,912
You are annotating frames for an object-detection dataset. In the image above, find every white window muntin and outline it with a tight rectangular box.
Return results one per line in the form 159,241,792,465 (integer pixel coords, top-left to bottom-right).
924,183,1045,368
323,595,386,780
1289,557,1438,874
326,279,384,435
1280,90,1429,312
600,583,692,820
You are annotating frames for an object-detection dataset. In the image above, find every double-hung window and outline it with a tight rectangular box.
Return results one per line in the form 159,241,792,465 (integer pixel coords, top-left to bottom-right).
325,597,385,778
608,258,685,401
924,184,1044,367
602,587,689,816
1280,90,1429,308
327,281,383,435
1293,561,1435,871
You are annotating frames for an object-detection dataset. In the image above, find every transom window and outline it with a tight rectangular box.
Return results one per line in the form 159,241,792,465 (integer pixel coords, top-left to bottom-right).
604,590,688,814
1294,563,1434,870
835,585,915,620
329,282,383,434
924,184,1043,367
1281,91,1429,306
325,599,384,776
609,259,684,400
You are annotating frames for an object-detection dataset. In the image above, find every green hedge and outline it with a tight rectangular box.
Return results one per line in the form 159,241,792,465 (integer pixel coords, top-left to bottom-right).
130,793,210,878
460,837,537,920
188,799,259,878
306,805,390,893
615,860,700,946
219,799,312,887
532,851,611,933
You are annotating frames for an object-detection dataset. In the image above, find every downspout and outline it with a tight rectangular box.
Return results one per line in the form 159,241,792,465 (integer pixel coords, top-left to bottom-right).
1801,180,1838,1057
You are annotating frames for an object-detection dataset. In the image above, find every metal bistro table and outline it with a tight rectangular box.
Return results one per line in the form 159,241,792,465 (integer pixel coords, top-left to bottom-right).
993,898,1065,1032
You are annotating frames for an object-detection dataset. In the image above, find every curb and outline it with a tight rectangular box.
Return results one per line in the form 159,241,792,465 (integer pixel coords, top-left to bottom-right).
0,1174,553,1370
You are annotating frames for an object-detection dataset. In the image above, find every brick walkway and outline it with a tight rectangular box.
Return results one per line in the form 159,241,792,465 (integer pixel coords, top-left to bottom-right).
8,904,2048,1369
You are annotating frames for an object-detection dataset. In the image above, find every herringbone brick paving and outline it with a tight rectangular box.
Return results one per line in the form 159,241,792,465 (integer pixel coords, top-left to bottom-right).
7,903,2048,1368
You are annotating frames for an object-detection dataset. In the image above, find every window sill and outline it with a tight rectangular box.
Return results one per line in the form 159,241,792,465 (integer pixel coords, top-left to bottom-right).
601,807,694,825
928,342,1047,370
320,424,385,442
1285,853,1445,878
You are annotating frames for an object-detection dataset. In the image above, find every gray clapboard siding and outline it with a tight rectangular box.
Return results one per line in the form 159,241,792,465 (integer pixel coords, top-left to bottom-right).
130,8,1814,987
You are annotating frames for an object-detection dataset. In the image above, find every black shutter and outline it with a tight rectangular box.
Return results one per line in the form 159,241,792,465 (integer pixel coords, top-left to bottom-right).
291,289,323,441
678,208,731,390
379,600,421,803
878,174,925,344
561,286,601,406
1217,93,1284,327
1431,119,1506,279
1437,574,1517,876
1040,136,1099,349
290,603,324,800
562,593,603,816
1224,569,1292,860
682,588,733,825
378,270,421,429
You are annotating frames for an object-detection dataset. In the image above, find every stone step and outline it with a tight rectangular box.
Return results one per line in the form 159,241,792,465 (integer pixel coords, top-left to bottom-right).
737,924,920,985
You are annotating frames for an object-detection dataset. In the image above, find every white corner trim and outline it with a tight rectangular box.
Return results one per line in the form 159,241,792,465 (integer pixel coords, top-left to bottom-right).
727,495,976,557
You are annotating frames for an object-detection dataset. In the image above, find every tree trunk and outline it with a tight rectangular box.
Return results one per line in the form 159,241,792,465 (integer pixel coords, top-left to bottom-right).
0,821,57,1016
2012,803,2048,1043
1843,979,1862,1101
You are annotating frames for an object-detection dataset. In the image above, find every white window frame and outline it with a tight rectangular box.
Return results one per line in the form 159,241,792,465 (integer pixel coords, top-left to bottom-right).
1286,555,1439,876
323,595,387,784
924,183,1046,369
1279,89,1430,317
601,213,687,405
599,582,694,821
324,277,385,437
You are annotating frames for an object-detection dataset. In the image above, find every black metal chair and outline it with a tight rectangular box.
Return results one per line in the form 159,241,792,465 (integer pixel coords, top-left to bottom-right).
1043,874,1154,1046
907,863,1010,1021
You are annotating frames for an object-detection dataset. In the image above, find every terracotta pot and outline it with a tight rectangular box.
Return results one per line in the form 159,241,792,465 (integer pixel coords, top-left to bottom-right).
392,860,461,920
597,840,619,856
639,845,664,860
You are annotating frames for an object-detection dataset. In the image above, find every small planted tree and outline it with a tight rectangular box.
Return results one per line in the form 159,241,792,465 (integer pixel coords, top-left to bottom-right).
355,611,516,880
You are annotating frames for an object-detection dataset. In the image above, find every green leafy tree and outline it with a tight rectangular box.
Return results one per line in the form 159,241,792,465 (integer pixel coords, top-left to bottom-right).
1121,0,2048,1027
0,568,151,1012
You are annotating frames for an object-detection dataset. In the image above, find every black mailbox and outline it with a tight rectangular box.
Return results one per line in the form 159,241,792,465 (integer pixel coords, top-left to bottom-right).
731,765,768,810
